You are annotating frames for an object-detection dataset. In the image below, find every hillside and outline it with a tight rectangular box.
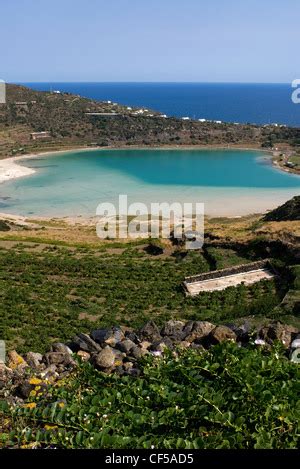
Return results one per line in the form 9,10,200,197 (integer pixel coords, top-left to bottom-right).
0,202,299,450
264,196,300,221
0,84,300,162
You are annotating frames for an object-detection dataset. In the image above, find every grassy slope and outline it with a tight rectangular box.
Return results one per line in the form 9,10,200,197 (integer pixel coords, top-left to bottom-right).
0,239,290,353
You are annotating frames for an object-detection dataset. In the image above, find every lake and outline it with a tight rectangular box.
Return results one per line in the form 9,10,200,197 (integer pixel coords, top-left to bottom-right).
1,149,299,217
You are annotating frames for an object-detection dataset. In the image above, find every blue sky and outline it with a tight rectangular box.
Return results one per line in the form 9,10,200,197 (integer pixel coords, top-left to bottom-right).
1,0,299,82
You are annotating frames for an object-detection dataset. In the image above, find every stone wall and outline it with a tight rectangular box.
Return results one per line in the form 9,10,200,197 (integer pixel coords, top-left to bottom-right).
184,259,272,286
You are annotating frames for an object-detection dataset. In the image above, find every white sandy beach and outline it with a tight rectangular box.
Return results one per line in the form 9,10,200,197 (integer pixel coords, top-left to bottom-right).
0,155,36,183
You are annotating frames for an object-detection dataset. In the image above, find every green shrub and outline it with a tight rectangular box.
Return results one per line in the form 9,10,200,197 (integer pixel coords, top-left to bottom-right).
2,343,299,449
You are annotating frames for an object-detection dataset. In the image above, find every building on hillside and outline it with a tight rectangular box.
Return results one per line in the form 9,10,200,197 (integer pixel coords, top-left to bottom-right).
30,131,51,140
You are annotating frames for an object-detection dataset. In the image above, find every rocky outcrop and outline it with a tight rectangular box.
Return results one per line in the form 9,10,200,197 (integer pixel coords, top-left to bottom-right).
1,320,299,402
263,196,300,222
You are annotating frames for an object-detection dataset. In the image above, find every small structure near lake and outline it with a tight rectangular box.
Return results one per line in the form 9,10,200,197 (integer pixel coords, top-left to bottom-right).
183,260,276,296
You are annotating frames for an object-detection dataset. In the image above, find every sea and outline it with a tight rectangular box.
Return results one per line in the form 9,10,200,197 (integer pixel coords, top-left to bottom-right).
22,82,300,127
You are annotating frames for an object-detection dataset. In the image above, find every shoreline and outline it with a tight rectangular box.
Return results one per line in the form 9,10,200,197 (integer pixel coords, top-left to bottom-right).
0,145,298,221
0,144,278,185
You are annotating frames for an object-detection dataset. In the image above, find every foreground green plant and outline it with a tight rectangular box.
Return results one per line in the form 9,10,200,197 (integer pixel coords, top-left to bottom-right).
1,342,299,449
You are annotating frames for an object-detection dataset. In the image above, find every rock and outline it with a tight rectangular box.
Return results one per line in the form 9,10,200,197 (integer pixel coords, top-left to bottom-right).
150,337,173,352
151,350,163,357
91,327,125,347
140,340,152,350
94,347,115,369
258,322,299,348
77,350,91,362
225,323,249,343
209,326,237,344
40,365,58,380
291,339,300,349
25,352,43,369
72,333,102,353
161,320,185,339
114,365,125,375
7,351,28,370
0,363,13,389
51,343,73,355
116,339,136,354
138,321,161,341
184,321,215,343
177,341,191,349
182,321,194,336
123,361,133,371
189,343,205,351
130,346,144,359
44,352,75,367
255,339,267,346
126,367,141,377
290,348,300,363
17,382,34,399
124,331,140,344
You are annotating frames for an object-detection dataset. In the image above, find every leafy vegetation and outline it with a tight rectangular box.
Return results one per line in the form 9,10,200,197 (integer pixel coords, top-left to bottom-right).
0,243,289,353
1,343,299,449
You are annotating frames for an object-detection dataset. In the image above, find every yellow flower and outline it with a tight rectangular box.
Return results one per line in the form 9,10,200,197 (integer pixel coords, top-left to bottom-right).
24,402,36,409
29,377,42,385
58,402,65,408
44,424,58,431
20,442,39,449
29,390,37,397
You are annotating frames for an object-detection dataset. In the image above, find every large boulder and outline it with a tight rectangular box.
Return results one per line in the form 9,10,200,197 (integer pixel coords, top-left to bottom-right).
94,347,115,369
225,323,250,343
91,327,125,347
161,320,186,340
258,322,299,348
138,321,161,342
209,325,237,344
0,363,13,389
44,352,75,367
7,351,28,371
25,352,43,369
184,321,215,343
51,343,73,355
124,331,140,344
115,339,136,354
150,336,174,352
72,333,102,353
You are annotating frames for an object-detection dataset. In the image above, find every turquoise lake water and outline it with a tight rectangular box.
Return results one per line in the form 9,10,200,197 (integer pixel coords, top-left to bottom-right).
1,149,300,217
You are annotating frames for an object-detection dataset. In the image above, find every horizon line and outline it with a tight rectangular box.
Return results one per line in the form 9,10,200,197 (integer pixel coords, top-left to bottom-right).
11,80,293,86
